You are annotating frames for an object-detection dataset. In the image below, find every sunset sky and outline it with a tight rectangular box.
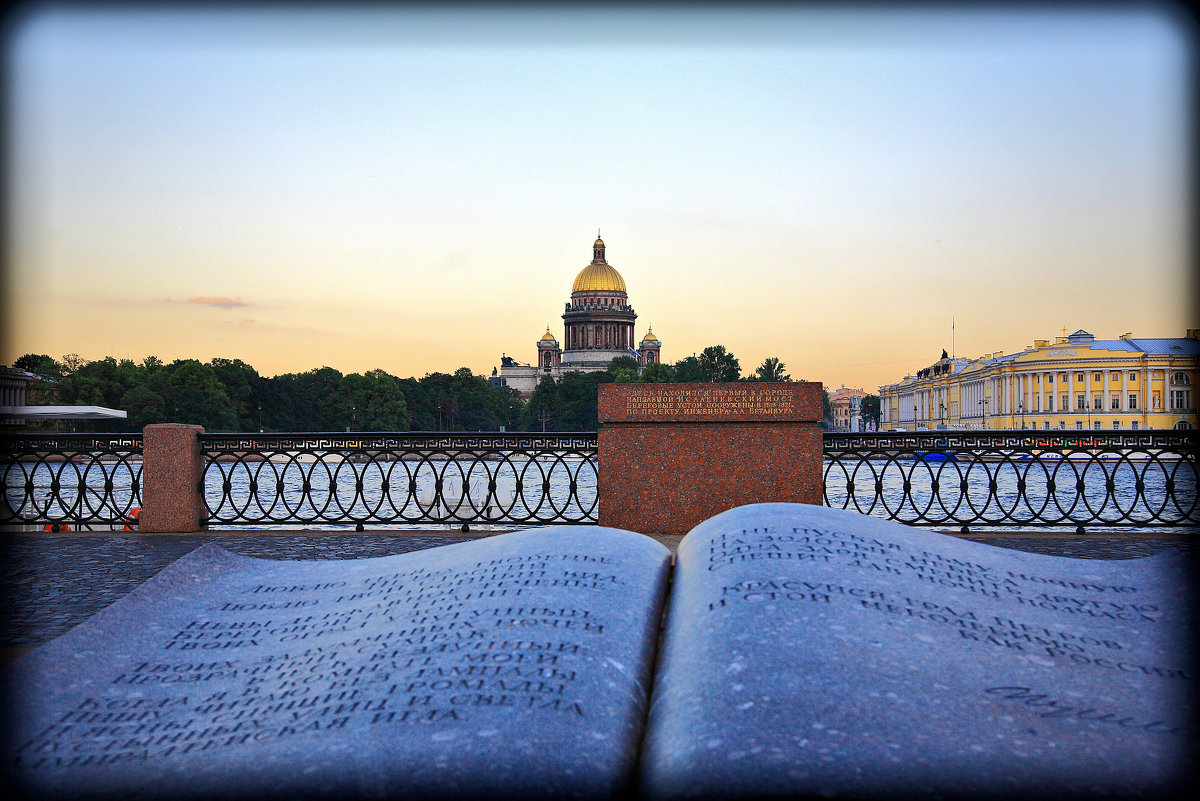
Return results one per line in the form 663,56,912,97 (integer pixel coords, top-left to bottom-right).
3,4,1194,392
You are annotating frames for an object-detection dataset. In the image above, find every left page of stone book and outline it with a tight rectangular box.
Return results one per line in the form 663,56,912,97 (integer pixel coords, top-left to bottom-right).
3,527,671,801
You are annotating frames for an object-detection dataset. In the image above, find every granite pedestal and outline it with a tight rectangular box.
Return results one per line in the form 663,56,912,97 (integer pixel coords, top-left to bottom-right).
139,424,206,533
597,383,823,534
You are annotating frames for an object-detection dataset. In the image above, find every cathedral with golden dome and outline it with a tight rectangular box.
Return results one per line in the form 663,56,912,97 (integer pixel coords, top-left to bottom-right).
492,234,662,396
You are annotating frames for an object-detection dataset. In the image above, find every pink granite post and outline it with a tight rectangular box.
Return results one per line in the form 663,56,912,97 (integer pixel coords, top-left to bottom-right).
140,424,207,533
597,383,824,534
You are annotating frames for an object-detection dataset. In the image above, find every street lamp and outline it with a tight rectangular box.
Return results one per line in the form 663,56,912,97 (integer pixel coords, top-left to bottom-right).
978,398,989,429
539,409,551,432
1017,402,1025,429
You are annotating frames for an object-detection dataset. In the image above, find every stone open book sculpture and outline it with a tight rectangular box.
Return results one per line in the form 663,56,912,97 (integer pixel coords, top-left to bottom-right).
4,504,1192,799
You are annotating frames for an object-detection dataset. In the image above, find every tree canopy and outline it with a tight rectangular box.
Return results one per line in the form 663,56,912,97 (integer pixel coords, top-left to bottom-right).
751,357,791,382
11,342,820,433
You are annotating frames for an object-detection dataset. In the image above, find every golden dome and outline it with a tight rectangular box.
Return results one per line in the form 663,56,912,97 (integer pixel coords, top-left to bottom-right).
540,326,557,342
641,326,659,343
572,262,627,293
572,236,627,293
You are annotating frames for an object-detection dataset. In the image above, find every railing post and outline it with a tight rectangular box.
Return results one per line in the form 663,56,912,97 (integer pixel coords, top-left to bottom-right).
139,424,206,533
597,383,824,534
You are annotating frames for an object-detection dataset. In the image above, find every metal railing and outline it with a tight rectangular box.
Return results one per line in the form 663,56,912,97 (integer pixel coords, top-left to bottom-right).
0,434,143,528
823,430,1198,529
200,433,598,528
4,430,1196,531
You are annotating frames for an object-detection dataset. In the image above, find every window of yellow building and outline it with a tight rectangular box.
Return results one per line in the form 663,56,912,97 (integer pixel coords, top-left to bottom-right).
1110,394,1120,410
1093,371,1103,381
1129,394,1138,410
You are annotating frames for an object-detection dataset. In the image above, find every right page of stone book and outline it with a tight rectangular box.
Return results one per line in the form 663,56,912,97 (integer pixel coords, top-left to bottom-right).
639,503,1193,800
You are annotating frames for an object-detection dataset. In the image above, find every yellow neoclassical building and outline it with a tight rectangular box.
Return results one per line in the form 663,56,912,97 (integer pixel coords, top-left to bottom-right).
879,329,1199,431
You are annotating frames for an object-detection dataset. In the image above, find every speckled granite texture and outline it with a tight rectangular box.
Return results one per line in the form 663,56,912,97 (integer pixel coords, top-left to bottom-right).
640,504,1194,799
4,528,671,800
3,530,1189,655
139,424,206,533
598,383,824,534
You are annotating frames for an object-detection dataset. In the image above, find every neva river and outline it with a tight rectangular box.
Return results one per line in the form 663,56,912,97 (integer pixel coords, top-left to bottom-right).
6,453,1196,531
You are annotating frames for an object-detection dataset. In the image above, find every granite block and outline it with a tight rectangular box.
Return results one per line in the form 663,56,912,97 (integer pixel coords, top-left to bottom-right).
599,423,821,534
598,383,823,534
639,503,1194,799
4,527,671,800
140,424,206,534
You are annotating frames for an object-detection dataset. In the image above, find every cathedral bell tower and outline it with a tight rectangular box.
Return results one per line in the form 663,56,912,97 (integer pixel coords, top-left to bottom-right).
638,327,662,366
537,327,562,373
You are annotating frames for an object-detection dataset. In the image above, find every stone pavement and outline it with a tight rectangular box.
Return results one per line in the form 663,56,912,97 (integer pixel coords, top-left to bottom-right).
1,527,1194,661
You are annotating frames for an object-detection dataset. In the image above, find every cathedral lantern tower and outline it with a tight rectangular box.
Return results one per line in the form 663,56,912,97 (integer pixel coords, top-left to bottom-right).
561,234,638,370
537,327,562,373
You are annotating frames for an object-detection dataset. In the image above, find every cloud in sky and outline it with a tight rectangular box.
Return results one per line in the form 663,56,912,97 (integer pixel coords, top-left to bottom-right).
184,297,249,310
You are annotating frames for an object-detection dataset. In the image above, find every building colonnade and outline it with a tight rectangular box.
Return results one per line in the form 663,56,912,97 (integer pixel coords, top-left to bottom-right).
878,331,1198,431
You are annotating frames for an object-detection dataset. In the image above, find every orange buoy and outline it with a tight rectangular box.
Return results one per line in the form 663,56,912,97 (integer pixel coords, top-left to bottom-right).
123,507,141,531
43,523,71,532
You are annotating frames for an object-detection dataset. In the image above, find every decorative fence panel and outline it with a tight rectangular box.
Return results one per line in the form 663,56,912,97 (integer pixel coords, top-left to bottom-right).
4,430,1197,530
823,430,1198,530
0,434,143,529
199,433,598,528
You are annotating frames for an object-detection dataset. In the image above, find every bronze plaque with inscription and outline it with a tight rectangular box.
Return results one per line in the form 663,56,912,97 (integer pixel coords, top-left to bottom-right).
600,382,821,424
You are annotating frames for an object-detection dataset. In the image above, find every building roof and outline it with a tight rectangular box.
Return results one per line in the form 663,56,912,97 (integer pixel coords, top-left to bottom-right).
572,236,627,293
539,326,557,342
0,405,127,420
1129,338,1200,355
0,367,40,384
1082,338,1200,356
1066,329,1095,344
640,326,659,343
572,262,627,293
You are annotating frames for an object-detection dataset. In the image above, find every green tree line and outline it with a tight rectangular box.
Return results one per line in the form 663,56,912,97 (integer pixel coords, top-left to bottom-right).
12,346,856,432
